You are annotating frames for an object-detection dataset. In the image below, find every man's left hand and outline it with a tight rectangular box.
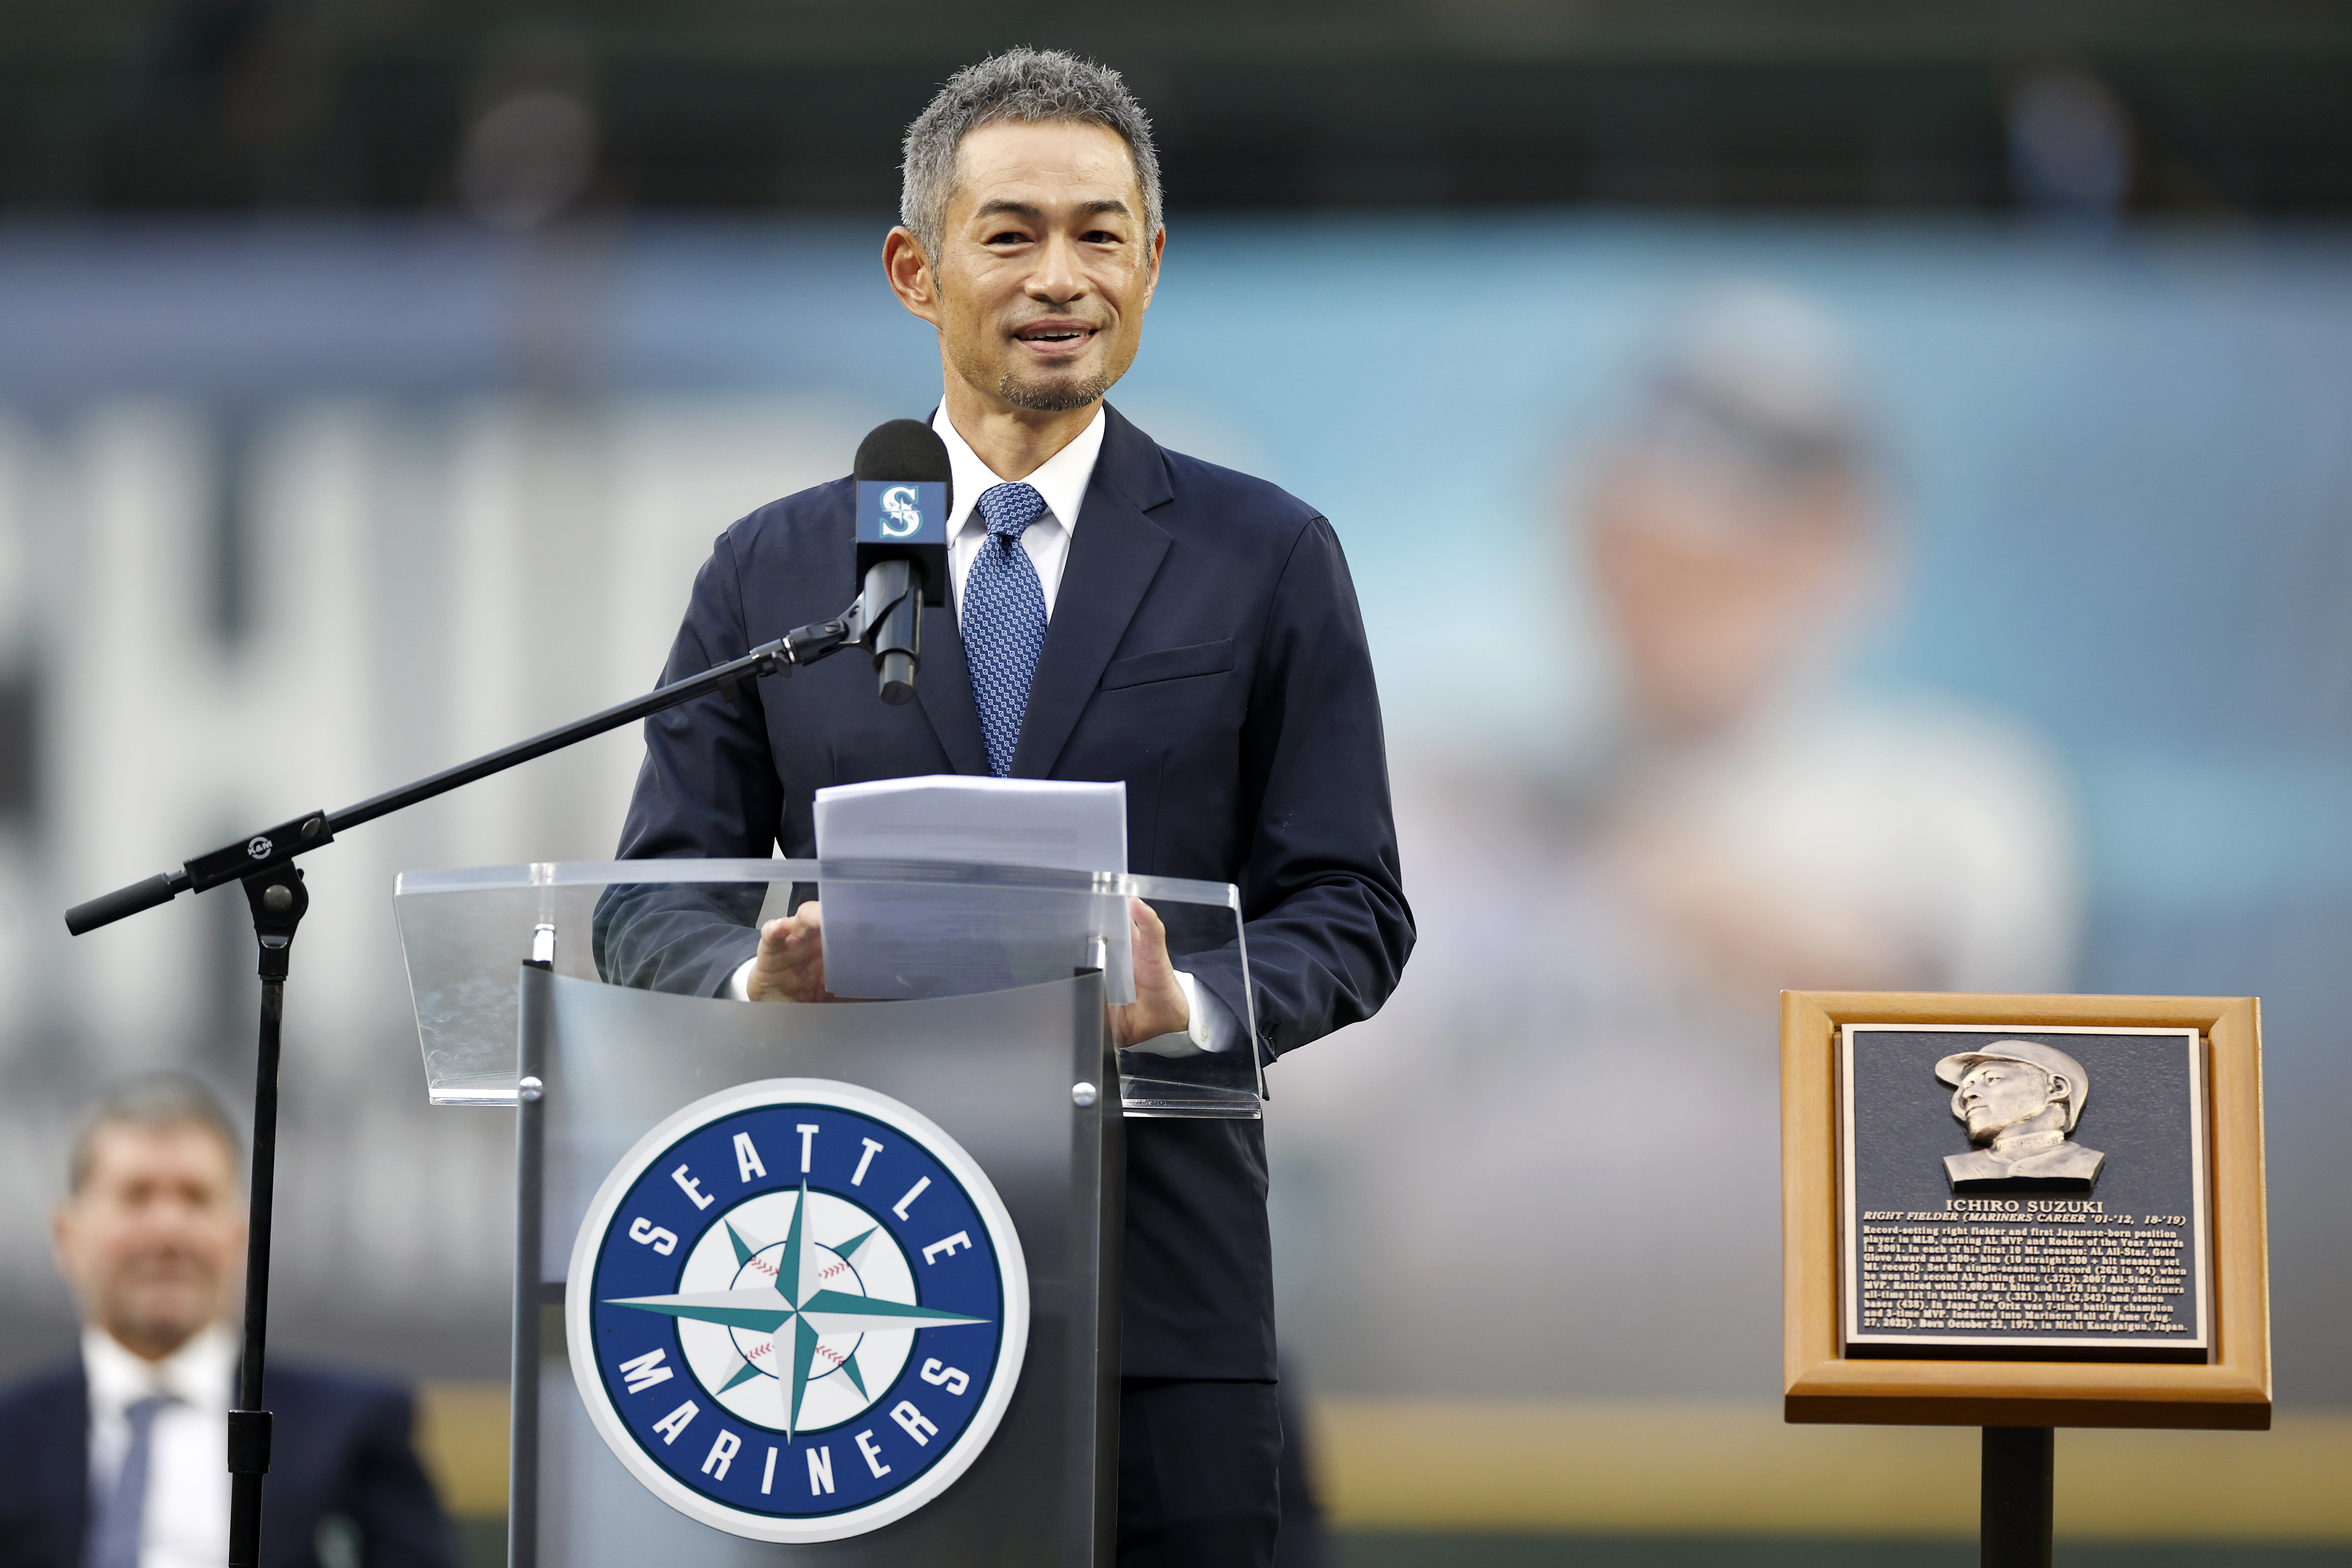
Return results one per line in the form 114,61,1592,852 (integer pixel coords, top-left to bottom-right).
1109,897,1191,1049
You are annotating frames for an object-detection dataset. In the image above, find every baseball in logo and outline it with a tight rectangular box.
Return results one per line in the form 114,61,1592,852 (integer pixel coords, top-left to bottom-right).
566,1079,1028,1541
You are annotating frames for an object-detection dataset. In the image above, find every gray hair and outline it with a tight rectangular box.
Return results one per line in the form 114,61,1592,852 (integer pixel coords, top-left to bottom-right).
69,1072,243,1193
900,48,1163,266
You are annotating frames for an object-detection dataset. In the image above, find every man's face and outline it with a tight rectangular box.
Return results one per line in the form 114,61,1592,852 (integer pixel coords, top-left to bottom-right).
1587,452,1871,740
1952,1061,2058,1143
910,119,1160,414
53,1122,243,1360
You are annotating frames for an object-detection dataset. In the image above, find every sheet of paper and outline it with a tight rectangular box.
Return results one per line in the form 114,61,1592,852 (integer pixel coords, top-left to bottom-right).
813,775,1134,1002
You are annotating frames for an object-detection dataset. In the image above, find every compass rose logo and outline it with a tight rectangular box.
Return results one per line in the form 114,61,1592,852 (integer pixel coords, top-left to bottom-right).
567,1079,1028,1542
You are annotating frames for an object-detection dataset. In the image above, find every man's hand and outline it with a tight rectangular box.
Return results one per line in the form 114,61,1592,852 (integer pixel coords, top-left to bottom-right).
746,900,835,1002
748,896,1191,1033
1109,897,1191,1049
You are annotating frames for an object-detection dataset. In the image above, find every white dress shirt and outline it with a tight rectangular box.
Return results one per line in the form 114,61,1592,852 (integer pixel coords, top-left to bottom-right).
724,399,1235,1056
83,1322,236,1568
933,402,1104,618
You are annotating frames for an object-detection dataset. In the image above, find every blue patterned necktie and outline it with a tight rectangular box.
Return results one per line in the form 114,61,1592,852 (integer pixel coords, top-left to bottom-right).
961,482,1050,778
90,1393,171,1568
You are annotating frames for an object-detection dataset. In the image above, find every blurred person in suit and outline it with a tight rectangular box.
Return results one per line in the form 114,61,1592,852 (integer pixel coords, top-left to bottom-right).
0,1073,455,1568
1274,282,2079,1400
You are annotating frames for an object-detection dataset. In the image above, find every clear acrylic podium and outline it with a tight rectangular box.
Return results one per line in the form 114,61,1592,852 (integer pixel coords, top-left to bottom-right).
394,859,1259,1567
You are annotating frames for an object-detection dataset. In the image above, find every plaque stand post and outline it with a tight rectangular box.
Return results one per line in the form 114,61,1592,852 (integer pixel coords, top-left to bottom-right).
1980,1426,2053,1568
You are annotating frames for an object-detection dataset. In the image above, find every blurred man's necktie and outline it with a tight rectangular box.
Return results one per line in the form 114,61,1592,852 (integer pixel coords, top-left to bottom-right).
90,1392,171,1568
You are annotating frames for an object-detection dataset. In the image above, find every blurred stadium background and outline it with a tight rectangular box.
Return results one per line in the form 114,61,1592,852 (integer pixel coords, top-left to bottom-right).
2,2,2350,1564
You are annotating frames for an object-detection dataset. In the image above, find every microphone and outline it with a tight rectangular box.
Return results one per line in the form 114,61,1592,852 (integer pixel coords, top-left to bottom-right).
853,420,953,705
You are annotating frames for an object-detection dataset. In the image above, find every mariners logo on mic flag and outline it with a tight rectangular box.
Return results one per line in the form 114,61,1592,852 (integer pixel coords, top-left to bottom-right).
879,486,923,536
567,1079,1028,1542
857,480,948,546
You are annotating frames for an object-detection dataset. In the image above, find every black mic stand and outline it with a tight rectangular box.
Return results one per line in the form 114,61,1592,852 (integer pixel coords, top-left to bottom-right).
61,577,918,1568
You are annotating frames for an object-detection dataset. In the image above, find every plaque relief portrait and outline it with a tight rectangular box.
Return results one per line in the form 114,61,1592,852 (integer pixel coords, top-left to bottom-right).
1938,1040,2105,1191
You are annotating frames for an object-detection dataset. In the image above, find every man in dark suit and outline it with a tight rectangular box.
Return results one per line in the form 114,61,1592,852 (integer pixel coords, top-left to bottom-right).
0,1074,453,1568
600,47,1411,1568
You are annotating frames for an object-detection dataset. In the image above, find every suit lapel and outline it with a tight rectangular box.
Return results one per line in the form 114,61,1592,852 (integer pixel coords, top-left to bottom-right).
1011,406,1172,778
911,599,990,776
41,1361,91,1564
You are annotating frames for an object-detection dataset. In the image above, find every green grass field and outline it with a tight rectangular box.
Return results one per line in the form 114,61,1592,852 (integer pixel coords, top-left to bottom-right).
1333,1537,2352,1568
451,1519,2352,1567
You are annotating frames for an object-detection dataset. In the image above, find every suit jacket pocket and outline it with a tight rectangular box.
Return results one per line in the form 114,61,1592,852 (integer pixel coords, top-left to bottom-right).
1101,638,1235,691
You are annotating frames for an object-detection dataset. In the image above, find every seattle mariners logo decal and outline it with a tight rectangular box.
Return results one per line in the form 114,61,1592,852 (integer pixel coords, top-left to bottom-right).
879,485,923,536
567,1079,1028,1541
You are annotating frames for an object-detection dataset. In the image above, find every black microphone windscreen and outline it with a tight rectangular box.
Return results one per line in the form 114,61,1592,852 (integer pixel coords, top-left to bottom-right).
852,418,952,610
854,419,952,485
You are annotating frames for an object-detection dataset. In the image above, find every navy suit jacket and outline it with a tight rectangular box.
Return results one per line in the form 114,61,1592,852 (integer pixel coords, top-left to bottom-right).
601,404,1413,1379
0,1355,454,1568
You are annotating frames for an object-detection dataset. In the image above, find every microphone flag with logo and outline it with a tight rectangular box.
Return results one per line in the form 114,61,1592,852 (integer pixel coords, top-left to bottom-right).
854,420,951,604
852,419,953,704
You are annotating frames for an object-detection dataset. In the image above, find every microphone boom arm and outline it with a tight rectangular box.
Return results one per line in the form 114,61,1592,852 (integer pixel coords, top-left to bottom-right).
63,599,877,936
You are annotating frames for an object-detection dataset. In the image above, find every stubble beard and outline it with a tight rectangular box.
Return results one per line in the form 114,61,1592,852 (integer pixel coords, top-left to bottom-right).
995,366,1115,413
107,1266,220,1358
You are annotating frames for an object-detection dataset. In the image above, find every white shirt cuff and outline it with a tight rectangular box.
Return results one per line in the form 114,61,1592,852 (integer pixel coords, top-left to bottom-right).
1124,969,1237,1058
725,956,756,1002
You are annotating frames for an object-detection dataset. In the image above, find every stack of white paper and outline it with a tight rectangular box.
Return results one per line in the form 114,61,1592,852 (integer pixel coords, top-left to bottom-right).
812,775,1134,1002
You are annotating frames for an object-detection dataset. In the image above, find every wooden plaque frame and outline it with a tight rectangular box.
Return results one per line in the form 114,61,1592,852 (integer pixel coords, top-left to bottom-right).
1783,991,2270,1430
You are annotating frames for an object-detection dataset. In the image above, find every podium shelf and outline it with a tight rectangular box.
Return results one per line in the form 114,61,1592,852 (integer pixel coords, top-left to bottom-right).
394,857,1261,1118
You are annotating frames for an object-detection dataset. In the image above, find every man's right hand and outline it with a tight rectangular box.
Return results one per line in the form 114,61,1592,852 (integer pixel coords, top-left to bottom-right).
747,900,833,1002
